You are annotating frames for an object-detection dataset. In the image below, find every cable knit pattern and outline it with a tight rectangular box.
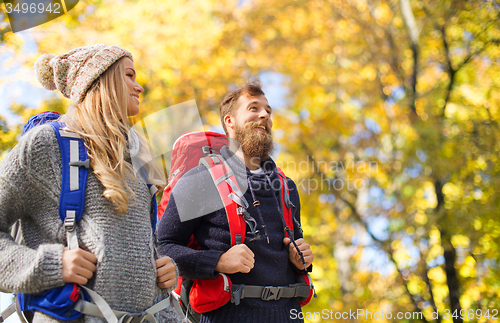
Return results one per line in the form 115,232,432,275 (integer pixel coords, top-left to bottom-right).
0,125,180,323
33,45,133,103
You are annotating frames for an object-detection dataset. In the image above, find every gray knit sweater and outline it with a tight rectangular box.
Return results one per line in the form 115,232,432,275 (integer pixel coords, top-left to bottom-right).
0,125,180,323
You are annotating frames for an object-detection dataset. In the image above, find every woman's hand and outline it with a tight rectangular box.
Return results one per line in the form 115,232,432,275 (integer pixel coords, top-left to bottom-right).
62,247,98,285
156,256,177,289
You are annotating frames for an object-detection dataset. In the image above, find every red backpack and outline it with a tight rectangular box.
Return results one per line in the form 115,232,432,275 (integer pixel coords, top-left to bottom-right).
158,131,228,217
159,132,314,322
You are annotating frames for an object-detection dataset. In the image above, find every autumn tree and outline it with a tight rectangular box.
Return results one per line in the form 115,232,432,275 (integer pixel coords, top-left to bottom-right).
222,0,500,321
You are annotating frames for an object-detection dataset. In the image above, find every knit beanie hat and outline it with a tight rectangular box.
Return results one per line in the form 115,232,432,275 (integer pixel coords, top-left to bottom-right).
34,44,133,103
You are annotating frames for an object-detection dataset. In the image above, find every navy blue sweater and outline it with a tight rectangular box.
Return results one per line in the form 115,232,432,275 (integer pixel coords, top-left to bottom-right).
157,147,307,323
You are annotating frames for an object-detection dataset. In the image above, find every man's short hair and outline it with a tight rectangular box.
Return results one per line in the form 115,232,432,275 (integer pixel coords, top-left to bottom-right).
219,80,265,136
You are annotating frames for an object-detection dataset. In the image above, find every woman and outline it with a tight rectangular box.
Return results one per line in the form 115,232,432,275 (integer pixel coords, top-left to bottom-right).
0,44,180,323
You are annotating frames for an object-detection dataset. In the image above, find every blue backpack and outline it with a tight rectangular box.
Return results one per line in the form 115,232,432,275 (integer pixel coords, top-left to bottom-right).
1,112,164,323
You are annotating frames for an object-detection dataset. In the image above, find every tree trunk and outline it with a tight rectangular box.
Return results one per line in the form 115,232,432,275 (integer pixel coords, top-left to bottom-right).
441,231,463,323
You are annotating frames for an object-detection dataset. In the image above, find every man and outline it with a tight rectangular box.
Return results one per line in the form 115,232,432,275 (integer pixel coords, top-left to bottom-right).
157,80,313,322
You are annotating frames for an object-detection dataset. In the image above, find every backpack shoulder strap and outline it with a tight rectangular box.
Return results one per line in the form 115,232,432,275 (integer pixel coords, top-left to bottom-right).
139,167,159,233
199,155,247,246
276,167,294,239
50,122,89,250
22,111,61,135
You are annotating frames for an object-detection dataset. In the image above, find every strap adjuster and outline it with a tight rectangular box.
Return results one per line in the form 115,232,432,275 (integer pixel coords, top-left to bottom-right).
261,286,283,301
202,146,211,157
69,159,90,169
237,207,260,239
118,312,147,323
64,216,76,232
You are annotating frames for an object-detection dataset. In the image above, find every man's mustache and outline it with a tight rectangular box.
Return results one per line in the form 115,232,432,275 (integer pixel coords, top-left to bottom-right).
245,121,272,134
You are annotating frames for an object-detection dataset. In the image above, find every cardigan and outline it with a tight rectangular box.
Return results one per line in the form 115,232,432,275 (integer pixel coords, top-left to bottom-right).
157,146,307,323
0,125,180,323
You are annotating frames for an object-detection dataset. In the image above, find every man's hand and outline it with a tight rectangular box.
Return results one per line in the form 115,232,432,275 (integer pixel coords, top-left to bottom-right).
62,247,97,285
215,244,255,274
156,256,177,289
283,238,313,271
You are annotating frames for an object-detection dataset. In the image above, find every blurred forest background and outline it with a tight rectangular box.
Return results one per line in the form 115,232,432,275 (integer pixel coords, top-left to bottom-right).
1,0,499,322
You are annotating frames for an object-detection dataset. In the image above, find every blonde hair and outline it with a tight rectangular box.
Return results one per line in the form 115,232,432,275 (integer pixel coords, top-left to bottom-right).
60,57,145,214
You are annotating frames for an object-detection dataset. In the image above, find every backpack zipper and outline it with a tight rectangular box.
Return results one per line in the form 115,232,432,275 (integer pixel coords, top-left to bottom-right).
220,273,230,292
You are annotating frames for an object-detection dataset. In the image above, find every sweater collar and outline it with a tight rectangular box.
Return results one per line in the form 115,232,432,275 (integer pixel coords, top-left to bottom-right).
219,147,284,243
220,146,280,196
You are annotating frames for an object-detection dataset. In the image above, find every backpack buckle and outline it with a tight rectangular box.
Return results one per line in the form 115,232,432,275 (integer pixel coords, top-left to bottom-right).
69,159,90,169
238,208,260,239
231,285,244,305
64,212,76,232
261,286,283,301
118,312,147,323
202,146,211,157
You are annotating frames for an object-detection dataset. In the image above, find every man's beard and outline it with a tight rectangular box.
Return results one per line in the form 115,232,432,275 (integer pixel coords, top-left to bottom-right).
233,120,274,161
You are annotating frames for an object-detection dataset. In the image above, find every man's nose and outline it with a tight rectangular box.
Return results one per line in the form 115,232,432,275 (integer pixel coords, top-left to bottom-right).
258,109,270,120
258,110,272,129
